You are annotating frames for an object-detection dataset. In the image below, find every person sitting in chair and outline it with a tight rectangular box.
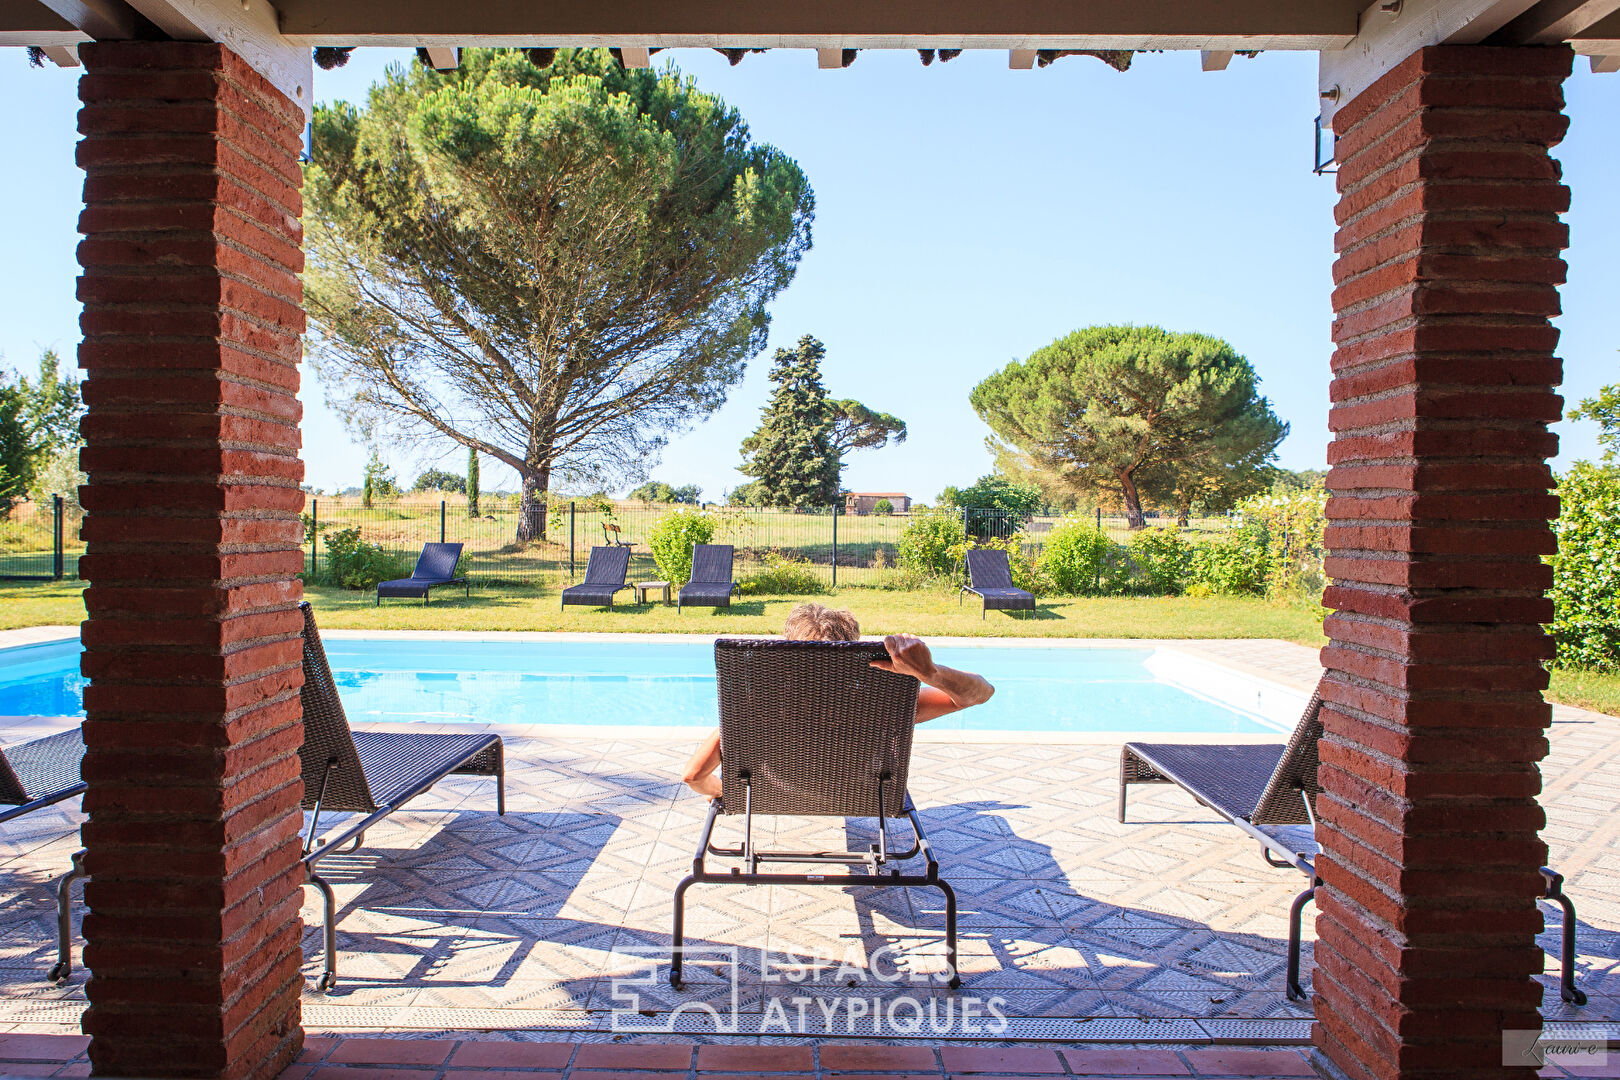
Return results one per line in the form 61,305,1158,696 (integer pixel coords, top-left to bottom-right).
680,602,995,798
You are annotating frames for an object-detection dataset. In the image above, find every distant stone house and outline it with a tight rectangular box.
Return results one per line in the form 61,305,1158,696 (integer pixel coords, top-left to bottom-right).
845,491,910,515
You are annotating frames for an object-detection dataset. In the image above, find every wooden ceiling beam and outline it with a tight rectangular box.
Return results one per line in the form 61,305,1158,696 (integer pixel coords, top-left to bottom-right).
273,0,1364,49
1491,0,1620,43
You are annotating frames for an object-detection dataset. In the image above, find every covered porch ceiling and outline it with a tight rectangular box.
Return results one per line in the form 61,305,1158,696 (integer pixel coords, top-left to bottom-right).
1,0,1618,122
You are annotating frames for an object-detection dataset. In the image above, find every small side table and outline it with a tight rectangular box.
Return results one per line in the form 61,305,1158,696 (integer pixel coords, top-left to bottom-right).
634,580,672,605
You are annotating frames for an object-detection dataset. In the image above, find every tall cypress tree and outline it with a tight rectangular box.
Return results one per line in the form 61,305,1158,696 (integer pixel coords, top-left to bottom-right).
738,335,840,508
466,447,480,517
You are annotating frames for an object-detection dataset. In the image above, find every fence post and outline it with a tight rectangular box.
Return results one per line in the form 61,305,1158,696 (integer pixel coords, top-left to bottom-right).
1095,504,1102,594
53,494,64,580
310,498,318,579
569,502,576,579
440,500,446,544
831,506,838,588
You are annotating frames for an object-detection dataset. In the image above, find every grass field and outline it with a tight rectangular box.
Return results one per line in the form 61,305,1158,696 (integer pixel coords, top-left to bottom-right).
5,578,1616,717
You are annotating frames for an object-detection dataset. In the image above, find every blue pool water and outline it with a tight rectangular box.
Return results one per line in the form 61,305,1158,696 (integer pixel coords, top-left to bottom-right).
0,636,1281,735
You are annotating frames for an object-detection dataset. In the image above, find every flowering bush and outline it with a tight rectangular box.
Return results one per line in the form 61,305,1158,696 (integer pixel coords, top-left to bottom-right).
738,551,827,595
1186,525,1270,596
897,506,967,579
1550,463,1620,671
1038,517,1114,595
1127,528,1193,595
1236,486,1327,599
322,527,410,589
647,509,716,584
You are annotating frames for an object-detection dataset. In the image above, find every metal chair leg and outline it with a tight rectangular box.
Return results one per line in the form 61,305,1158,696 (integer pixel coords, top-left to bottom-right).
1541,867,1587,1006
671,875,693,988
1286,878,1319,1001
48,848,87,983
310,871,339,992
937,879,960,989
496,749,506,817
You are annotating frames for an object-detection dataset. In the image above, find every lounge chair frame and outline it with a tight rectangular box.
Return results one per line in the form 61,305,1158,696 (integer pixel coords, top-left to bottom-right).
671,638,959,989
677,544,737,611
960,548,1036,620
0,728,88,984
376,542,468,605
1118,682,1586,1005
561,545,633,610
297,601,504,992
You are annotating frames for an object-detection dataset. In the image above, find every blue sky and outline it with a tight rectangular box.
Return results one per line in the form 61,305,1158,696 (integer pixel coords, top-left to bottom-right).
2,48,1615,502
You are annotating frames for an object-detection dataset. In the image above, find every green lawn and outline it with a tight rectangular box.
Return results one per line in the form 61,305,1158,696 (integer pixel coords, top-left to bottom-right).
6,579,1616,717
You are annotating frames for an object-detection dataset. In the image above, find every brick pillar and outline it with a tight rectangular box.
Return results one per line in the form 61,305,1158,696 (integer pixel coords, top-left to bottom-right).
1316,46,1572,1080
76,42,307,1079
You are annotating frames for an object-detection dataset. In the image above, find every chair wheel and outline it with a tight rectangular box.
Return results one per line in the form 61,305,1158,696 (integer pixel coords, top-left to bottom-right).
47,963,69,984
316,973,336,993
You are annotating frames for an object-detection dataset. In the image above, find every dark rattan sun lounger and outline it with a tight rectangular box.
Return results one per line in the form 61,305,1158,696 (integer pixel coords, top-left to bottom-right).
672,638,959,989
0,728,87,984
297,601,504,991
560,545,633,610
1118,680,1586,1006
961,548,1035,619
376,542,467,605
678,544,736,611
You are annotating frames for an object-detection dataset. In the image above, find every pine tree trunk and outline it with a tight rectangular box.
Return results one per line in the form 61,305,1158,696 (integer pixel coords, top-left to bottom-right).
1119,472,1146,530
514,464,551,543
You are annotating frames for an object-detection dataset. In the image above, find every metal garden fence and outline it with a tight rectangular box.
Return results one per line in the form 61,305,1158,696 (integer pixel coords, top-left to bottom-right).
0,496,72,581
303,495,1235,591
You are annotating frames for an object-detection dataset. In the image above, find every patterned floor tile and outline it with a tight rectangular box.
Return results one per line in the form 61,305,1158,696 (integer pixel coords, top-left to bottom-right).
2,662,1615,1033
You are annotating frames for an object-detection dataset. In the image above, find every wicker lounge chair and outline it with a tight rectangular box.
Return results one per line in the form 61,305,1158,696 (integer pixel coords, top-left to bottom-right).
960,548,1035,619
376,542,467,605
560,545,633,610
297,601,504,991
0,728,87,984
678,544,736,611
1118,681,1586,1005
672,638,959,988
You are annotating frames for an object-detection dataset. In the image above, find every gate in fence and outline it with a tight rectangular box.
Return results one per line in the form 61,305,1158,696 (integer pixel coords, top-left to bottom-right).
0,495,68,581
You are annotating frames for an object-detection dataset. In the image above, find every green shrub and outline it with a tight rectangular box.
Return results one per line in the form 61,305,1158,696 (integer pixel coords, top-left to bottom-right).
1187,525,1270,596
897,506,966,579
648,509,716,584
1550,462,1620,671
738,551,827,595
322,526,410,589
1237,485,1327,599
873,498,894,516
1127,527,1193,595
1039,517,1115,595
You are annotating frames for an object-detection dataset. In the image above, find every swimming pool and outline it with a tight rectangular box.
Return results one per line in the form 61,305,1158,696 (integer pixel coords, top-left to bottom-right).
0,635,1291,735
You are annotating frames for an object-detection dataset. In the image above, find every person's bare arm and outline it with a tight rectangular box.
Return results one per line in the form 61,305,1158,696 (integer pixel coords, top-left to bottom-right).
870,633,994,723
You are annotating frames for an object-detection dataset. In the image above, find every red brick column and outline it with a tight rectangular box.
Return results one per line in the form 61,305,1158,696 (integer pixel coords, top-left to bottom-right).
1316,45,1572,1080
76,42,307,1079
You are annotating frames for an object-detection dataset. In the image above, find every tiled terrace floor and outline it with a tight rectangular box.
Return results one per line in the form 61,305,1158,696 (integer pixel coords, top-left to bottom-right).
0,1033,1609,1079
0,638,1616,1052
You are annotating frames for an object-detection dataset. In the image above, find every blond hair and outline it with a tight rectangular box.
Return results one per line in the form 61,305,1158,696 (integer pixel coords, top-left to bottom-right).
782,603,860,642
